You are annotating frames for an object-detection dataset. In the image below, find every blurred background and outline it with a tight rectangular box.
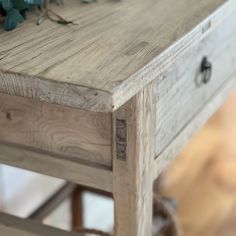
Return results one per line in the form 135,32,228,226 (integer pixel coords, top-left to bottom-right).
160,91,236,236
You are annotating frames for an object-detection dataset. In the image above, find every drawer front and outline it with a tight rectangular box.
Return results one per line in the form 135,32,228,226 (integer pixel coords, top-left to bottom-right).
155,8,236,157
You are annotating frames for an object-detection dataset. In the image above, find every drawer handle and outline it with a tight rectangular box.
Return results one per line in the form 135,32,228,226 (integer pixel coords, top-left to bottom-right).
201,56,212,84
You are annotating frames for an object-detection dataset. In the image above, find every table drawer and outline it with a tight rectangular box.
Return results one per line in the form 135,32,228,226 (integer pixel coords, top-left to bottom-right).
155,8,236,157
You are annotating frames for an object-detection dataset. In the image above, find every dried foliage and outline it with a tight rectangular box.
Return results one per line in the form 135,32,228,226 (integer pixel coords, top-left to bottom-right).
0,0,94,31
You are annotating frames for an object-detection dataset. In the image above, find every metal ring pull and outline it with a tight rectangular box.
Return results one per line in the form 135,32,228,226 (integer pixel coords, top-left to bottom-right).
201,56,212,84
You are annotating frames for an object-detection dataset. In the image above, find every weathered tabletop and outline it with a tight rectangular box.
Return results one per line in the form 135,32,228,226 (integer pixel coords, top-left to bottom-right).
0,1,236,234
0,0,227,111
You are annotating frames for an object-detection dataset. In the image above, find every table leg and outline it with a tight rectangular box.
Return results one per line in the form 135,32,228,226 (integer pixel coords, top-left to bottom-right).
71,186,84,230
112,83,155,236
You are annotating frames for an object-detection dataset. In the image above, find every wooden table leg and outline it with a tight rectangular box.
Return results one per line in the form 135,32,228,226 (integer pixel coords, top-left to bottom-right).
112,83,155,236
71,186,84,230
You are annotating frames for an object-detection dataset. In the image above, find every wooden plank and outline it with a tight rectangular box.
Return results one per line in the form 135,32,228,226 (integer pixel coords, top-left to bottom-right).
0,93,112,167
0,71,112,112
112,82,155,236
0,142,113,192
28,183,77,221
153,74,236,181
112,0,236,110
154,7,236,157
0,212,83,236
0,0,234,111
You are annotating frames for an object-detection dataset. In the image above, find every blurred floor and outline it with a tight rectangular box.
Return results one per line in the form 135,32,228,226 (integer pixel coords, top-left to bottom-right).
161,91,236,236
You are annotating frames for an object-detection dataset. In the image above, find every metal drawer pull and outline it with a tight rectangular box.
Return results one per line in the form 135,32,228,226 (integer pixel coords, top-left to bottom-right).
201,56,212,84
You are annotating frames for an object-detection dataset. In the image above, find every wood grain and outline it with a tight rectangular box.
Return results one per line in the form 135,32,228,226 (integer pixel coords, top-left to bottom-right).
0,71,112,112
112,82,155,236
0,93,112,167
0,142,112,192
154,7,236,157
0,0,233,111
0,212,84,236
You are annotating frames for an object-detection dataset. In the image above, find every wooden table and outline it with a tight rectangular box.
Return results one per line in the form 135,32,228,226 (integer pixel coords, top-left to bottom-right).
0,0,236,235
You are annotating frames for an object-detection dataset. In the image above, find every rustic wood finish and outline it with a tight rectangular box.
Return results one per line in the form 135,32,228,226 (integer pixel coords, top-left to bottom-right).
154,7,236,157
0,212,85,236
0,0,236,235
154,74,236,180
113,82,155,236
0,0,234,111
0,93,112,167
0,142,112,192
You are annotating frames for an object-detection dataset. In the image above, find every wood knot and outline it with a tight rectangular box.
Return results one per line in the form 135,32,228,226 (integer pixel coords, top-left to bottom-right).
6,112,12,121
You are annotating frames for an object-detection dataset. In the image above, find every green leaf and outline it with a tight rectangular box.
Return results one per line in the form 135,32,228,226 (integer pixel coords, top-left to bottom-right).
1,0,13,10
3,8,24,31
4,17,17,30
11,0,29,10
24,0,43,5
81,0,96,3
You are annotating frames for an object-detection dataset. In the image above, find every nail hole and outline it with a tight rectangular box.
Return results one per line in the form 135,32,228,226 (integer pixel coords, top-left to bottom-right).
6,112,12,121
